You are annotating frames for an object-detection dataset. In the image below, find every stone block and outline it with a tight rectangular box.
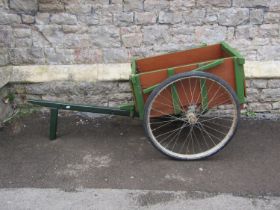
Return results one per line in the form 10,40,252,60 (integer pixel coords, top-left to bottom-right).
0,13,21,25
250,9,264,25
233,0,269,7
68,35,92,50
79,15,99,26
31,30,51,47
264,12,280,24
118,82,131,92
246,88,259,102
248,102,272,112
204,15,218,24
170,0,195,11
39,1,64,12
35,13,50,24
143,25,169,45
13,28,31,38
135,12,157,25
90,26,121,48
260,88,280,102
272,102,280,109
269,0,280,11
0,29,14,48
74,48,103,64
0,48,9,66
258,46,280,60
15,38,32,47
197,0,231,7
251,79,267,88
245,80,251,88
97,12,113,25
63,34,91,48
195,25,227,43
44,48,75,64
268,80,280,88
62,25,88,34
10,0,38,14
227,27,235,40
65,4,91,14
103,48,129,63
0,0,8,8
144,0,169,11
36,25,64,47
50,13,77,25
235,25,258,39
114,12,134,26
258,24,279,38
182,9,206,25
9,48,45,65
120,26,141,34
22,14,35,24
122,33,143,48
123,0,143,12
159,11,182,24
218,8,249,26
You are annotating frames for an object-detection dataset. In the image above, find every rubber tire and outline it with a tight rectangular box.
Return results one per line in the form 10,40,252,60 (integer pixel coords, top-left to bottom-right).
143,71,240,160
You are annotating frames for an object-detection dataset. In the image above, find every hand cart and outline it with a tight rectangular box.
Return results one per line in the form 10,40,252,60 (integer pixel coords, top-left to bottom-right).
29,42,246,160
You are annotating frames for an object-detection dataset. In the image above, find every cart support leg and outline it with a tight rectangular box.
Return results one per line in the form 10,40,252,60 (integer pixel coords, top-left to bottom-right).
50,108,58,140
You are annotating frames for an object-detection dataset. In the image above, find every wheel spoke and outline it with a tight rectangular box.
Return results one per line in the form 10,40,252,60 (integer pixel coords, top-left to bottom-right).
145,73,240,160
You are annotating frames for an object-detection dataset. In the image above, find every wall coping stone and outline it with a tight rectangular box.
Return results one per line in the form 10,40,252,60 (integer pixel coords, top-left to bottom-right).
1,61,280,88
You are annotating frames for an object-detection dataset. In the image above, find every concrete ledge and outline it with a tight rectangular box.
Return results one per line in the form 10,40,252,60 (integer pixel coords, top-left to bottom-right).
245,61,280,79
1,61,280,88
0,66,12,88
10,63,131,83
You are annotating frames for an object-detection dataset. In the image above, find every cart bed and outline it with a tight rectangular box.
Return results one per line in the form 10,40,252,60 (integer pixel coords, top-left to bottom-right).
130,42,246,119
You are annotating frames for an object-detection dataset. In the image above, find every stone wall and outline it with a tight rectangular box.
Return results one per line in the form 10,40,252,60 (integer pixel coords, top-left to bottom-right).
246,79,280,114
0,0,280,120
0,0,280,65
0,78,280,118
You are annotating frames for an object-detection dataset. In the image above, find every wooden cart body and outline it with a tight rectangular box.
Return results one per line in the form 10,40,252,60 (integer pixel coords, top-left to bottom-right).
130,41,246,119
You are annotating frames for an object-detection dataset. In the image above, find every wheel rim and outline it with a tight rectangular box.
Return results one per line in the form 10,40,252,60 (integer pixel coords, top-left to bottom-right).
145,74,239,160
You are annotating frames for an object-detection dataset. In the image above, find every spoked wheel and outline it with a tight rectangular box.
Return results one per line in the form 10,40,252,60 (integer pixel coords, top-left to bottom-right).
144,71,240,160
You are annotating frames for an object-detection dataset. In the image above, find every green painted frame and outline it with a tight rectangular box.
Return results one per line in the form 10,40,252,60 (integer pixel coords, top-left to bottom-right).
221,41,246,103
167,68,181,114
28,99,134,140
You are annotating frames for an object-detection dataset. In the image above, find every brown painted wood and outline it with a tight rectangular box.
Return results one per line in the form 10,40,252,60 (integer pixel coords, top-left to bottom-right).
136,44,227,73
139,58,236,117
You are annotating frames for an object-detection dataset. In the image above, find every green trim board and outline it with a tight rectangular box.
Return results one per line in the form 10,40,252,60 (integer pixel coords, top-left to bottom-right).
143,84,159,94
119,103,136,117
28,100,132,116
167,68,181,115
200,79,208,111
196,59,224,71
233,58,246,104
131,57,137,74
221,41,245,65
130,74,145,119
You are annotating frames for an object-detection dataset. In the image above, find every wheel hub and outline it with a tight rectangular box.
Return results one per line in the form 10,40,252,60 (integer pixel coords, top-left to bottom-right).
186,112,198,125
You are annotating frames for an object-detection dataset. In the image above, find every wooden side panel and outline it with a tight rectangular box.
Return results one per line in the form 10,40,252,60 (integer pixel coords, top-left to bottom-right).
136,44,225,73
140,58,237,117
